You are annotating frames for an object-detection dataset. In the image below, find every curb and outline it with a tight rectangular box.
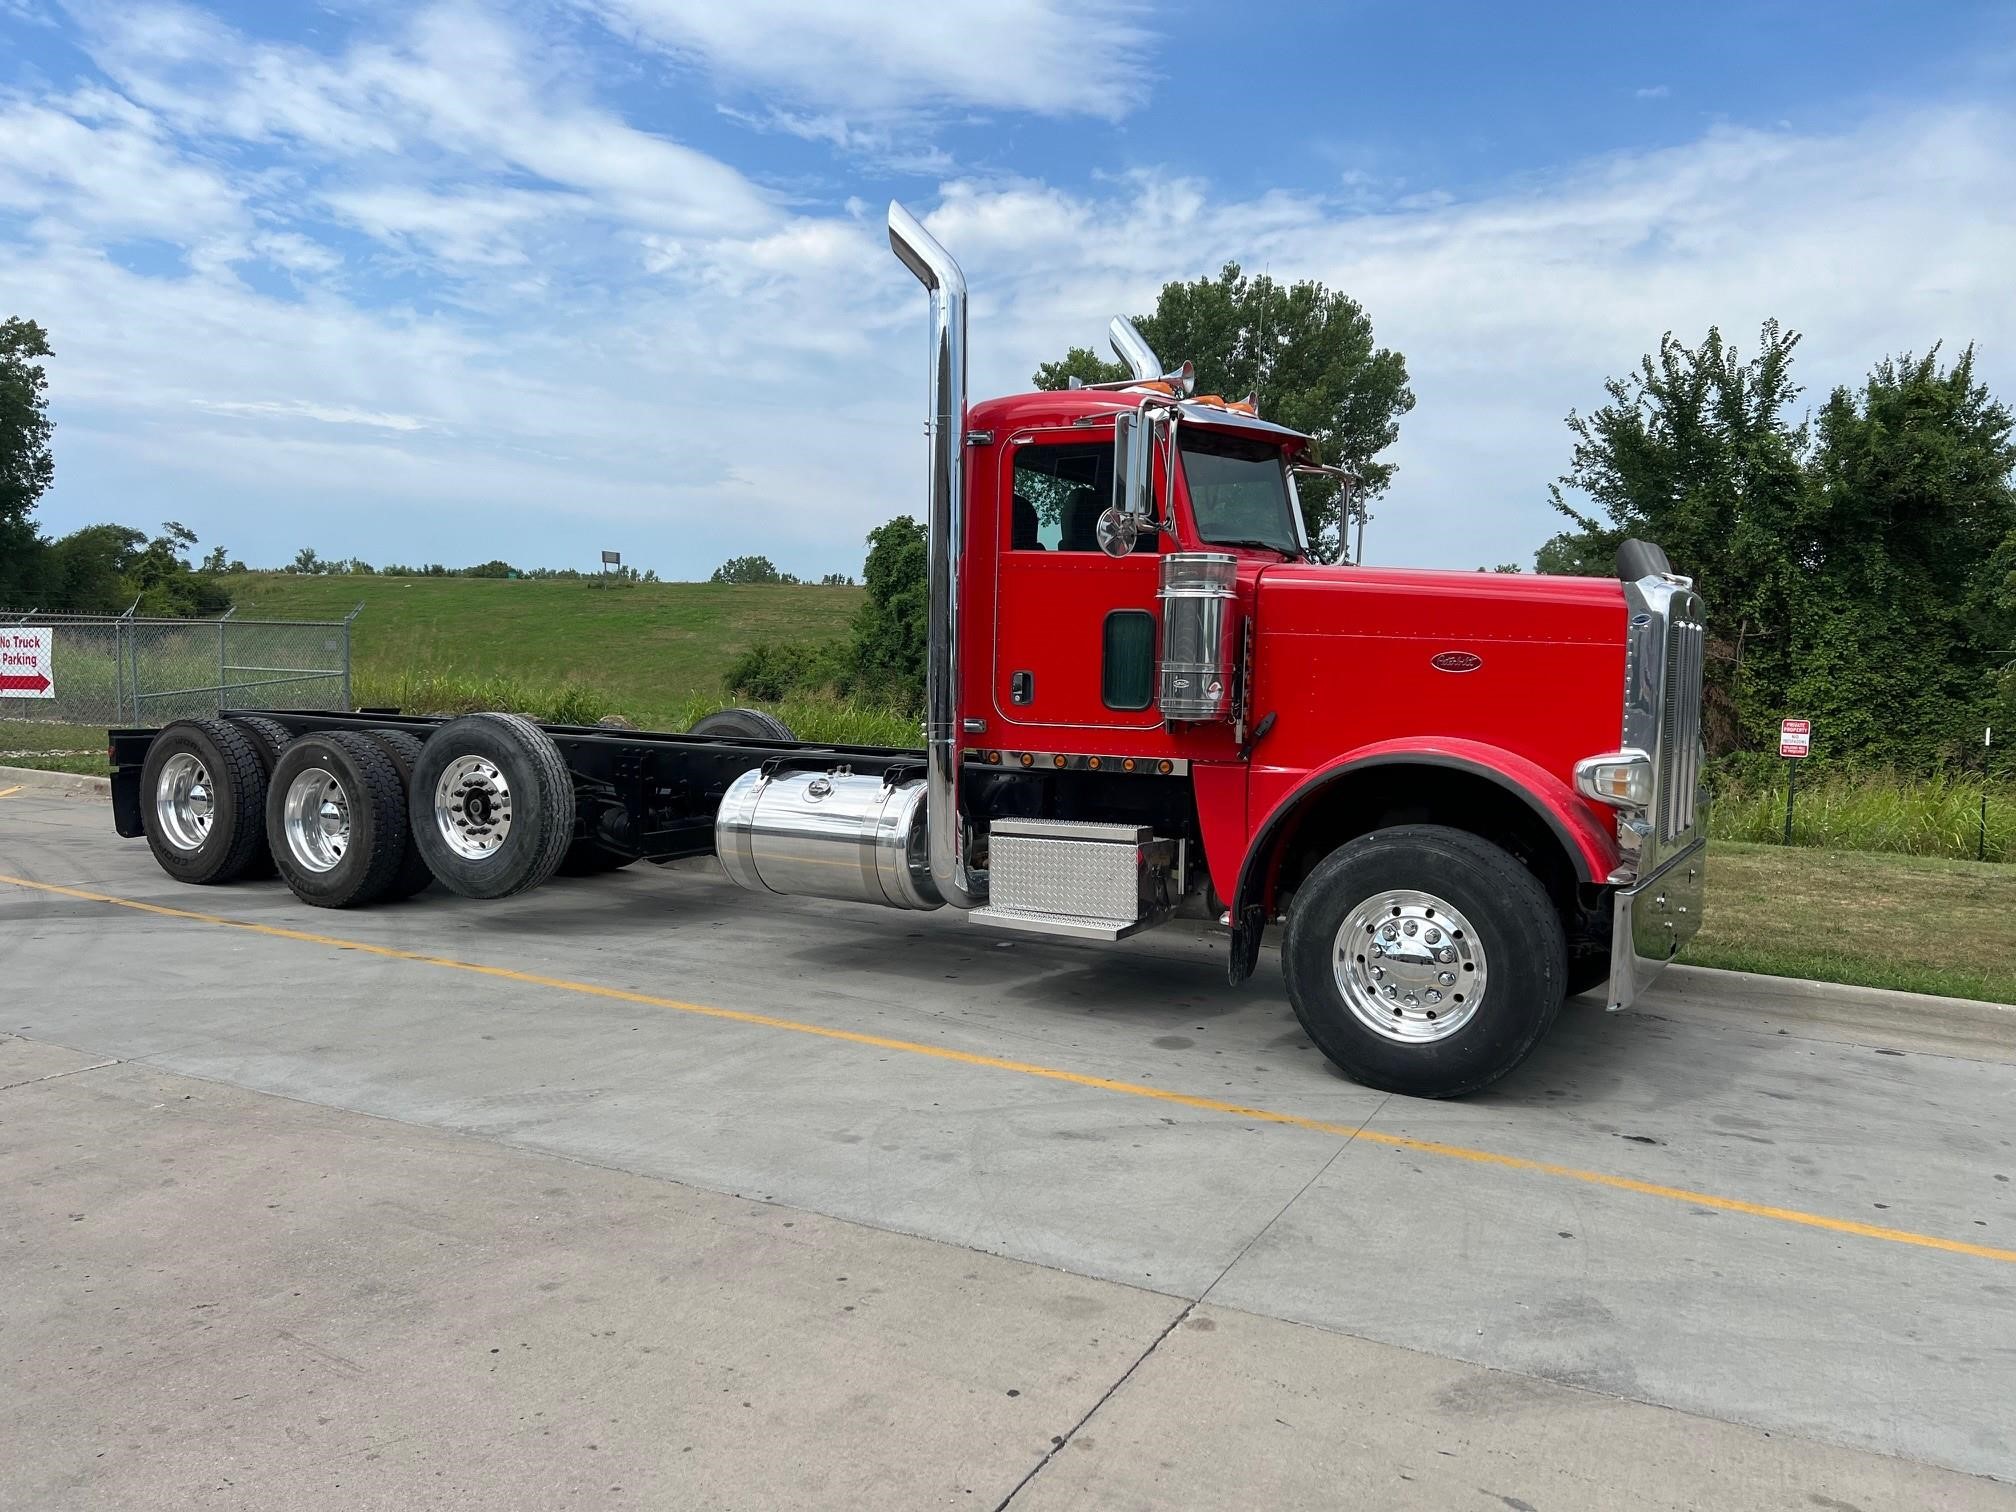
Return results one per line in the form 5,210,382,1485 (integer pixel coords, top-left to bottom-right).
1644,963,2013,1059
0,764,111,798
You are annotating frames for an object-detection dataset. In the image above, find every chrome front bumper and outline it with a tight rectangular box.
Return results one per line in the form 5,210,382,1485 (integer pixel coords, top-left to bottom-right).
1605,835,1707,1012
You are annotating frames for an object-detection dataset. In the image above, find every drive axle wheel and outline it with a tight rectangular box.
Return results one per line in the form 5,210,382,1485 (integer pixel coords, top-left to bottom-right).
408,713,575,900
140,718,271,885
365,729,438,901
265,732,410,909
1282,824,1566,1099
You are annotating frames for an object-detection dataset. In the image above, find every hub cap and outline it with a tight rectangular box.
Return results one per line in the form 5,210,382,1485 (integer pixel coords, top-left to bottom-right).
1332,888,1488,1044
435,755,513,860
154,752,215,852
282,767,350,873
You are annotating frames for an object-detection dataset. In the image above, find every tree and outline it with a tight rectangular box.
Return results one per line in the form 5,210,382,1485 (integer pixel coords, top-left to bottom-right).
1538,324,2016,769
819,572,854,586
0,317,55,604
1034,265,1413,559
1797,345,2016,767
849,516,927,709
200,545,229,574
711,554,785,585
289,546,325,575
462,559,516,579
130,521,231,616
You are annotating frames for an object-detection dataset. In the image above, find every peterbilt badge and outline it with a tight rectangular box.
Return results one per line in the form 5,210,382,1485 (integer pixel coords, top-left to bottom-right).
1430,651,1484,673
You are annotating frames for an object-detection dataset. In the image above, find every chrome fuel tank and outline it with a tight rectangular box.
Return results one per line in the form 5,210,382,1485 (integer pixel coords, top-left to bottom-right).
716,768,943,911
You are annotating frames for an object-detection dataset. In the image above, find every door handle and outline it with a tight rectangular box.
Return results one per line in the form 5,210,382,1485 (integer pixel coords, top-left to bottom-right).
1010,671,1034,705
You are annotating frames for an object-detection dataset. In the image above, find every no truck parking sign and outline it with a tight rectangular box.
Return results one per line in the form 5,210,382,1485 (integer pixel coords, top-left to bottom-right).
0,626,53,698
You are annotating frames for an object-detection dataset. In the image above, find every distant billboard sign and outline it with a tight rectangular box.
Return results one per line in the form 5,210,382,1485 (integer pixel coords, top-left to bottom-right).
601,550,621,567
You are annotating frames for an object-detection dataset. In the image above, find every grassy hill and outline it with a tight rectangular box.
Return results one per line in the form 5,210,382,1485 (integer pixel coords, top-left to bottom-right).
230,572,879,734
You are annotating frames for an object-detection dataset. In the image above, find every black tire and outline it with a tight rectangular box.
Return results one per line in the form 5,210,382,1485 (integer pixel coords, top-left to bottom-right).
265,732,410,909
1281,825,1568,1099
229,715,295,769
408,712,575,900
688,707,796,741
223,716,297,880
139,718,271,885
364,730,438,901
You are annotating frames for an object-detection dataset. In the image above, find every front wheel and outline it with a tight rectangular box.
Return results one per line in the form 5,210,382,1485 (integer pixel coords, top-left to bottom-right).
1281,825,1567,1099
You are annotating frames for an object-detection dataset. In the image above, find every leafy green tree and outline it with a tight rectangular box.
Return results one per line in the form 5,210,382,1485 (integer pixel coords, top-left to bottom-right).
200,545,229,574
1034,265,1412,559
1540,325,2016,769
133,522,231,615
0,318,55,604
819,572,853,586
288,546,325,576
1537,323,1811,755
42,524,145,612
849,516,927,709
710,554,784,585
462,559,516,579
1797,345,2015,767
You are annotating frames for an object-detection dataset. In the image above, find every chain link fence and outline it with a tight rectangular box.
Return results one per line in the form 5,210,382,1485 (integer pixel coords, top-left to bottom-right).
0,607,358,727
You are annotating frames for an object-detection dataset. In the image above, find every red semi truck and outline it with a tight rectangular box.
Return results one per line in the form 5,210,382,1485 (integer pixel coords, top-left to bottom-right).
109,202,1707,1098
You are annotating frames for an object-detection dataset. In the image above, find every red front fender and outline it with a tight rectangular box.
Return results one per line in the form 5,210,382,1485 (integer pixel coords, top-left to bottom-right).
1233,736,1622,925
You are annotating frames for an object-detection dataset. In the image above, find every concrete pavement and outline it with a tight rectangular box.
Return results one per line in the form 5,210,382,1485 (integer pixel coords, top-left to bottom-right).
2,787,2013,1507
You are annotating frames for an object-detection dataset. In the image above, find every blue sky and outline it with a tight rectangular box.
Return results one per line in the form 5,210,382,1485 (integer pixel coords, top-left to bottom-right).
3,0,2013,583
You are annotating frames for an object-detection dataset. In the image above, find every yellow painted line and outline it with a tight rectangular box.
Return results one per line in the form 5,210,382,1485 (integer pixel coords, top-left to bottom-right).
0,786,23,799
3,869,2013,1268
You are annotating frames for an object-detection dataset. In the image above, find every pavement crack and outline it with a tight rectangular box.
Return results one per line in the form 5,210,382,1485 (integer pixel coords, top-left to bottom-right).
0,1056,123,1093
993,1299,1196,1512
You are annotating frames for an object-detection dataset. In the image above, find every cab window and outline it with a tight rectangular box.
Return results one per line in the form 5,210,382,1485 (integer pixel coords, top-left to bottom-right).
1010,439,1155,552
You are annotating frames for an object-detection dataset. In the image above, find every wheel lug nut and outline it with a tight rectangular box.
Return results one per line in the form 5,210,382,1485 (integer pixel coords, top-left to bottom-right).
1370,943,1384,958
1424,989,1441,1005
1438,971,1456,986
1383,984,1397,999
1381,924,1397,941
1370,965,1384,980
1424,928,1441,945
1436,947,1455,964
1403,992,1418,1007
1402,920,1418,937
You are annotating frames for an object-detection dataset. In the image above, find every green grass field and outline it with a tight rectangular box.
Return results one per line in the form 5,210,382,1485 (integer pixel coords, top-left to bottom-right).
228,572,866,731
1684,840,2014,1004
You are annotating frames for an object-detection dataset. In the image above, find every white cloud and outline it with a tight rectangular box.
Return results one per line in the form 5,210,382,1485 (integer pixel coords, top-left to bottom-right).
589,0,1155,121
10,2,2015,589
1635,84,1671,99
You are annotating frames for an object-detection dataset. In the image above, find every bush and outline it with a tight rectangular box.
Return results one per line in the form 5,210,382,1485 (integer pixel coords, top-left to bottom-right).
723,640,850,703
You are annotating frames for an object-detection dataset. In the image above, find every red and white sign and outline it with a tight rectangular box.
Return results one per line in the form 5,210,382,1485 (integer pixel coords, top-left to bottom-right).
0,626,53,698
1779,717,1811,759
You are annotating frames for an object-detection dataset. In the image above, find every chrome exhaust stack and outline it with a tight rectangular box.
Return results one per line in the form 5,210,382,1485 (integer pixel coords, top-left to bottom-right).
1108,316,1161,381
887,201,983,910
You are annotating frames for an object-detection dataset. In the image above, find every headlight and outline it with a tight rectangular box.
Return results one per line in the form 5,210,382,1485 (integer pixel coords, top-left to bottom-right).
1575,750,1652,809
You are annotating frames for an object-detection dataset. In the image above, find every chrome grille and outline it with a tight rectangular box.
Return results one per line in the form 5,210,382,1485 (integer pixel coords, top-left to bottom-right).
1657,612,1704,842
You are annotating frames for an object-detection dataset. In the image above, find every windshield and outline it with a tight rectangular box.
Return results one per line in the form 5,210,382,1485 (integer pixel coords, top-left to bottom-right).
1180,428,1302,555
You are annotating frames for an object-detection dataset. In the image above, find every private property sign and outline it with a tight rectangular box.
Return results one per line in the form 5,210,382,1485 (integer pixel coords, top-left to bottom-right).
0,626,53,698
1779,717,1811,758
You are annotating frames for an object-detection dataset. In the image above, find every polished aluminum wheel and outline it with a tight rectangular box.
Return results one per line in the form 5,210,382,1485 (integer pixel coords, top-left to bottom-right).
435,754,513,860
281,767,350,873
1332,888,1488,1044
154,752,215,852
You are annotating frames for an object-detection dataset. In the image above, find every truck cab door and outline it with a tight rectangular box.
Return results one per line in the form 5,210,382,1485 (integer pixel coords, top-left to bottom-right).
993,427,1163,737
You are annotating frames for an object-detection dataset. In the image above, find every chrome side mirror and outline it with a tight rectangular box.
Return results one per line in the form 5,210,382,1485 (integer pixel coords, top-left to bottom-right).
1104,409,1158,557
1112,411,1152,519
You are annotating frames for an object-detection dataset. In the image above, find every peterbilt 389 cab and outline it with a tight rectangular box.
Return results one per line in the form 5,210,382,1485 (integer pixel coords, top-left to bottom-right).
109,202,1707,1099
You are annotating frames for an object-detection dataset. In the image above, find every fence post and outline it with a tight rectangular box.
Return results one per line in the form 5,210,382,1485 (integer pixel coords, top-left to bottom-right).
1782,761,1797,847
217,614,228,715
342,602,364,709
1982,792,1990,863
